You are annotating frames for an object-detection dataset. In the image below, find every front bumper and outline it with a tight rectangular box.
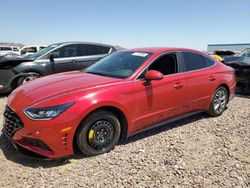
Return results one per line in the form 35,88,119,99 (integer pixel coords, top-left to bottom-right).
3,105,79,159
3,131,72,160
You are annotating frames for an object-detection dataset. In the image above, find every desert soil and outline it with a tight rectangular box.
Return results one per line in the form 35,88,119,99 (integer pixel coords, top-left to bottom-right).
0,96,249,187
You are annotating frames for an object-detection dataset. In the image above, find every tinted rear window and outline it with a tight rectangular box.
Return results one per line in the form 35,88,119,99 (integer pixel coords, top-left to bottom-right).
79,44,110,56
182,52,207,71
97,46,111,54
202,55,216,67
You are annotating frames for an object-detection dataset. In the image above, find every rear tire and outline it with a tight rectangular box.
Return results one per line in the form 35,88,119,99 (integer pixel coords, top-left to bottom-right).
76,110,121,156
207,86,228,117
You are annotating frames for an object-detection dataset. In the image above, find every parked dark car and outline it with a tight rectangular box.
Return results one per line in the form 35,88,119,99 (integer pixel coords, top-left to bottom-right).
223,48,250,95
0,42,116,94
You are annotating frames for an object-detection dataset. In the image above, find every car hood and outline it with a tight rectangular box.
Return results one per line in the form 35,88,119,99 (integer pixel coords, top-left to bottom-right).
0,54,33,68
8,71,123,108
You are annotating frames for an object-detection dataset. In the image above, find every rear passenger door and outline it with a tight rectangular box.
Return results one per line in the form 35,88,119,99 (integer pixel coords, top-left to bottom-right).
77,44,111,69
181,52,217,112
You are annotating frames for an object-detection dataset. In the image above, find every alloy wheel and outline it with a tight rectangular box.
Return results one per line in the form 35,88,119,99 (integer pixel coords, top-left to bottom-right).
213,89,227,113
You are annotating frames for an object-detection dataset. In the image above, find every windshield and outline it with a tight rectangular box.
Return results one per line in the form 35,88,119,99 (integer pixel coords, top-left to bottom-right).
85,51,152,78
27,44,59,59
238,49,250,57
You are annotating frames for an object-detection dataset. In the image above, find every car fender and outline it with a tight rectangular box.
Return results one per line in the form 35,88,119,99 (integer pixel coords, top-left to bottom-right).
80,100,130,124
9,72,42,88
13,61,46,74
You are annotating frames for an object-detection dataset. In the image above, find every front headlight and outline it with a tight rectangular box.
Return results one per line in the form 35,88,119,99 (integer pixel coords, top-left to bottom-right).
24,102,75,120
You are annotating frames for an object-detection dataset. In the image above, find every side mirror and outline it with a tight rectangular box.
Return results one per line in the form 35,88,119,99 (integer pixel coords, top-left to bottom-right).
144,70,164,81
49,53,57,61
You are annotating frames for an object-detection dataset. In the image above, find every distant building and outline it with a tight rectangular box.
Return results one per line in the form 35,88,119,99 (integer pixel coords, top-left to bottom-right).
207,43,250,54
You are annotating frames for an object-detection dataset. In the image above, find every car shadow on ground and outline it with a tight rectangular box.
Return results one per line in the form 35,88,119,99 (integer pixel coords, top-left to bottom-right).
0,112,211,168
235,94,250,99
119,112,210,146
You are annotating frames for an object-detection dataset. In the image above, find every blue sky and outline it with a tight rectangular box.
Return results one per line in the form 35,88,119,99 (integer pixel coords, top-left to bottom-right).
0,0,249,50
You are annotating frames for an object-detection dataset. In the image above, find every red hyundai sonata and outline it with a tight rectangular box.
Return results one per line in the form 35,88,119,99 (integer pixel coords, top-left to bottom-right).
3,48,236,159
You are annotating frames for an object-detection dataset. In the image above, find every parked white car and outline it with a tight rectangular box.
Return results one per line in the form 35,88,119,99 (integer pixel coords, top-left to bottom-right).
0,46,20,56
19,45,47,56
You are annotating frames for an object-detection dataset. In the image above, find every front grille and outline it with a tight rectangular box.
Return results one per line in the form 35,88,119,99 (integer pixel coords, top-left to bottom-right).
3,106,24,138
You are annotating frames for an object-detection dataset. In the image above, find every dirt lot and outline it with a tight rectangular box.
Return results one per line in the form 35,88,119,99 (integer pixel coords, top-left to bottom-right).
0,96,249,187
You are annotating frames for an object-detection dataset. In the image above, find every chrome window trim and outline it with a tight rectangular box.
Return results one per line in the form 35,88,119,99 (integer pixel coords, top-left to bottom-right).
38,43,113,60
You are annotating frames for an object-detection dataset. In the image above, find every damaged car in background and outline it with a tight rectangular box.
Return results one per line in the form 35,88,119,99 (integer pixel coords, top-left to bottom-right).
223,48,250,95
0,42,116,94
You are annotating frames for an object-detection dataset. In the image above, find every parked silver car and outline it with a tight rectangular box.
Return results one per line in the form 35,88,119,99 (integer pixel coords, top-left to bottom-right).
0,42,116,94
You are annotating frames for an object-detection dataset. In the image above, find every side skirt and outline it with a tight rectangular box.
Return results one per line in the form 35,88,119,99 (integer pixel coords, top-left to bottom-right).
128,110,205,137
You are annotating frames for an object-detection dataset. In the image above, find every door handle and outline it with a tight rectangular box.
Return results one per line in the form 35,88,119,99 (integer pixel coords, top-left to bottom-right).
209,76,216,81
71,60,77,63
173,82,184,89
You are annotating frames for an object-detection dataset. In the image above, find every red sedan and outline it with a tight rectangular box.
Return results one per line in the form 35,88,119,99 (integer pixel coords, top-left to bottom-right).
3,48,236,159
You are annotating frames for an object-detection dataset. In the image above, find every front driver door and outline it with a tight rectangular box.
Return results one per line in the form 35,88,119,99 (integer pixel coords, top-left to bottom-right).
132,52,186,133
49,44,79,73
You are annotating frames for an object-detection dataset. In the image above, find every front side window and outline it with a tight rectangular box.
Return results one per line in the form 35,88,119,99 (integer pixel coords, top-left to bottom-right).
239,49,250,57
85,51,152,78
148,53,178,75
243,49,250,57
52,44,79,58
182,52,207,71
137,53,178,79
28,44,59,59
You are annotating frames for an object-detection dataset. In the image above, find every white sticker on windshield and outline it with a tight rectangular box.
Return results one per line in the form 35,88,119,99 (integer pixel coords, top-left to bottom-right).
132,52,149,57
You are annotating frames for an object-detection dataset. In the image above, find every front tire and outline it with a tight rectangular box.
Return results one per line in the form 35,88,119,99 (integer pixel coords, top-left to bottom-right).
17,73,41,86
207,86,228,117
76,110,121,156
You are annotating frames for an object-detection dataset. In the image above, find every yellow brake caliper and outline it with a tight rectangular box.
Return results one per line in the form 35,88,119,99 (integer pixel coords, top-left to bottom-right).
88,129,95,139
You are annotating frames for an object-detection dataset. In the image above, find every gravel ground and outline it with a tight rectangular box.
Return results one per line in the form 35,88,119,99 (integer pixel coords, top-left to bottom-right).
0,96,249,187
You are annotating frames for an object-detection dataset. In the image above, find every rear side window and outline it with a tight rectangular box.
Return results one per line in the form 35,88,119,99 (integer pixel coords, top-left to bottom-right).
202,55,216,67
79,44,110,56
97,46,111,54
182,52,207,71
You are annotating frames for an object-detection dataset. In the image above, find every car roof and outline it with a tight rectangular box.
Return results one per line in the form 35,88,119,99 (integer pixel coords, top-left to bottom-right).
127,47,203,54
50,41,115,48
